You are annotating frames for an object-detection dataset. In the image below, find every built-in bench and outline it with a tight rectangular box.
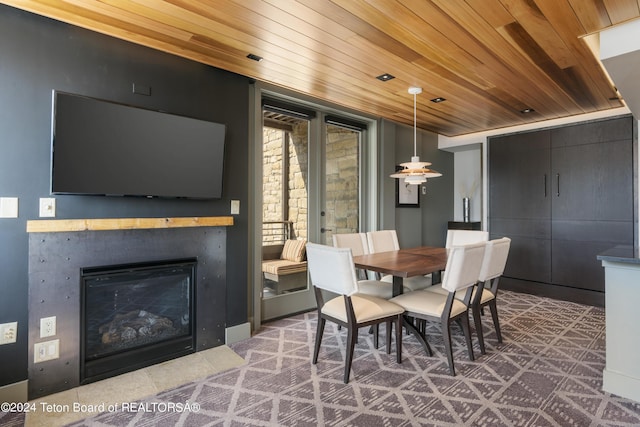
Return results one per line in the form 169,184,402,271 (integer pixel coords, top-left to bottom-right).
262,239,307,294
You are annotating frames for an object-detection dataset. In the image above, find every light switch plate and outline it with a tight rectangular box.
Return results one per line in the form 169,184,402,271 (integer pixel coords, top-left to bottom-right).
0,197,18,218
0,322,18,345
39,198,56,217
231,200,240,215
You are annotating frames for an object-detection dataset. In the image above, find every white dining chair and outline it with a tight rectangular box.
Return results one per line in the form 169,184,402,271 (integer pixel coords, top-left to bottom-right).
333,232,370,280
333,232,398,299
366,230,432,291
306,243,404,383
426,237,510,355
471,237,511,354
445,229,488,248
390,242,486,376
366,230,400,253
425,229,489,294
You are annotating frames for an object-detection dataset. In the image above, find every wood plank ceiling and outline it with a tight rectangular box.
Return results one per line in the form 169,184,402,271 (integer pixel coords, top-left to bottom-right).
3,0,639,136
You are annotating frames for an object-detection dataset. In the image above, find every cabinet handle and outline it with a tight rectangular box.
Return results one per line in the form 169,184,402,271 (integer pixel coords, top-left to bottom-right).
556,173,560,197
543,174,547,197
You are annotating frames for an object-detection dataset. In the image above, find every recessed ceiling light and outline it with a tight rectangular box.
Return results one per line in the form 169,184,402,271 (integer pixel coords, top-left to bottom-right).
521,108,535,113
430,97,446,103
247,53,263,62
376,73,395,81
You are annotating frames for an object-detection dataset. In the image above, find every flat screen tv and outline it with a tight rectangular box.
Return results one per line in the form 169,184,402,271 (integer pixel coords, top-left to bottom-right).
51,91,226,199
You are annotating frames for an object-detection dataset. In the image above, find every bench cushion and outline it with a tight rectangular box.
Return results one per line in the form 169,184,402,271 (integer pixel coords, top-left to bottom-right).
262,259,308,276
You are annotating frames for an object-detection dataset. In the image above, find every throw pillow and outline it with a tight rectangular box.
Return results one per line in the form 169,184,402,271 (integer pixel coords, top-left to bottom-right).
281,239,306,262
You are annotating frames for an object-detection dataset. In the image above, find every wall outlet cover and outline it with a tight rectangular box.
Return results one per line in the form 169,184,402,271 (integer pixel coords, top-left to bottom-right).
0,197,18,218
39,198,56,218
231,200,240,215
40,316,56,338
0,322,18,345
34,339,59,363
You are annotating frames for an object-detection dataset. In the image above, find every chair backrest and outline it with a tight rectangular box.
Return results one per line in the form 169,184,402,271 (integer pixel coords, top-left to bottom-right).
366,230,400,253
445,229,489,248
306,243,359,296
441,241,486,293
333,233,369,256
478,237,511,282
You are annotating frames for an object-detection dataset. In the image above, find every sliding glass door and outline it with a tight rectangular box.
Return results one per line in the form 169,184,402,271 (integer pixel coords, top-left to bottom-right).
259,98,366,321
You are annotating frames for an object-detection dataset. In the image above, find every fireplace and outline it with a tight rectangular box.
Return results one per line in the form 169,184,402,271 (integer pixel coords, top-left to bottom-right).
28,219,229,399
80,258,197,384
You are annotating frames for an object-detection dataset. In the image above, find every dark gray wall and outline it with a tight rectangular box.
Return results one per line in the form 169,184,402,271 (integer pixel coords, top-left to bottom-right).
419,130,454,247
385,121,454,247
0,5,249,387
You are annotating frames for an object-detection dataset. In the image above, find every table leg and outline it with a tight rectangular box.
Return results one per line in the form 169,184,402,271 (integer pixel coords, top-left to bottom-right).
392,276,404,297
392,276,433,357
432,270,442,285
403,315,433,357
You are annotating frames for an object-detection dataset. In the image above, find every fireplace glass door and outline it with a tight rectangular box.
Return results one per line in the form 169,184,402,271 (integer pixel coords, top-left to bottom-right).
81,258,196,383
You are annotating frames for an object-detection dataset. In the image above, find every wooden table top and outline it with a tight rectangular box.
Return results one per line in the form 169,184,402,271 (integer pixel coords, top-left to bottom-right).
353,246,447,278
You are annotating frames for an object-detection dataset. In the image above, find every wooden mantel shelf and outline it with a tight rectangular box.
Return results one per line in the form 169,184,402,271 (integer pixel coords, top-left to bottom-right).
26,216,234,233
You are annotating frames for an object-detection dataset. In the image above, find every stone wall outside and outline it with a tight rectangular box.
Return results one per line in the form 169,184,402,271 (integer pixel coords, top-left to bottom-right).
262,123,358,244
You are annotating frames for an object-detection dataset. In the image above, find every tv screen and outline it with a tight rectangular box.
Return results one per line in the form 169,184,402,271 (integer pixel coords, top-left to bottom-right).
51,91,226,199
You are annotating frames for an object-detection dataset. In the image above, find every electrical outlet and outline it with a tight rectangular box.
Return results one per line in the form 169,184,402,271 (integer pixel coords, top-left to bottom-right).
34,339,59,363
0,322,18,345
40,316,56,338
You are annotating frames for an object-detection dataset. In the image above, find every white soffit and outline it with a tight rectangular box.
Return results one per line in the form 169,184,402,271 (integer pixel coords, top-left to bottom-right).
600,19,640,60
600,19,640,120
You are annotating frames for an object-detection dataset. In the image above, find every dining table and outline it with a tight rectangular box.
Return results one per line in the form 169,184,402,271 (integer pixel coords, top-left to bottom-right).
352,246,448,356
352,246,447,297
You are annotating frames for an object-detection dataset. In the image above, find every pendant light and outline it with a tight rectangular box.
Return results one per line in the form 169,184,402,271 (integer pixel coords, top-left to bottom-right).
390,87,442,185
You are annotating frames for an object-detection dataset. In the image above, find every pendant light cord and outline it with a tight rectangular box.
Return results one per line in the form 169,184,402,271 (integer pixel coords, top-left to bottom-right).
413,91,417,157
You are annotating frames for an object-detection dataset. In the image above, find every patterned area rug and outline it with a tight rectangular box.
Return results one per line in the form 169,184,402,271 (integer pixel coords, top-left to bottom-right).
8,290,640,426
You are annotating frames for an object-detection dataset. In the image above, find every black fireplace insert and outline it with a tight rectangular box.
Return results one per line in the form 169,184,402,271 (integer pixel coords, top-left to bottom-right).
80,258,197,384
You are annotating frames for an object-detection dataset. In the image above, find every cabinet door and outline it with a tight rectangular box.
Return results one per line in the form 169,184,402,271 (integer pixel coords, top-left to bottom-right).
550,117,634,291
551,117,633,222
489,131,551,282
552,220,632,291
489,131,551,220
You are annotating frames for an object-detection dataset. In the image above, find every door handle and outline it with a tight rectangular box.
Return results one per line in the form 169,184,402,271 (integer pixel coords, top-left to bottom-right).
320,227,332,233
543,174,547,197
556,173,560,197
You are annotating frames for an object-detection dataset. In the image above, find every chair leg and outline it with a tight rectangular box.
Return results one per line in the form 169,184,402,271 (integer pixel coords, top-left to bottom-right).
385,321,392,354
344,326,357,383
313,317,326,364
441,320,456,376
460,314,475,362
488,300,503,343
395,315,402,363
471,305,486,355
373,324,379,348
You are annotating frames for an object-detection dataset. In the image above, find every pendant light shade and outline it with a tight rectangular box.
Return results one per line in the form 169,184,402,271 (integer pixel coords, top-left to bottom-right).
390,87,442,184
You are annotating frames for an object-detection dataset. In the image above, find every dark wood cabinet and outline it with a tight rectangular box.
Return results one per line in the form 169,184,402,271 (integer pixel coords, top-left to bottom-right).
489,116,635,306
447,221,481,230
489,129,552,287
